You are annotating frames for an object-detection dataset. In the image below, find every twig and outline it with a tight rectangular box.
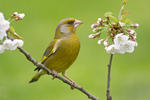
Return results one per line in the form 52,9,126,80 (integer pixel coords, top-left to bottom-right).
17,47,99,100
106,54,113,100
118,0,127,20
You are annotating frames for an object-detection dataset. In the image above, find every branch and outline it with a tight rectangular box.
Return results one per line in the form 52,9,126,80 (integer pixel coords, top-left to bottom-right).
17,47,99,100
106,54,113,100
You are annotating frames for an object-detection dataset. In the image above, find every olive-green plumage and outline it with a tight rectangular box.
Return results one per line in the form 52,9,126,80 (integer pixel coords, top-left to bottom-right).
29,18,82,83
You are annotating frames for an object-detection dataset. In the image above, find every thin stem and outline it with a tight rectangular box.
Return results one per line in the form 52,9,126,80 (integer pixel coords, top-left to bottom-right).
106,54,113,100
17,47,99,100
118,0,127,20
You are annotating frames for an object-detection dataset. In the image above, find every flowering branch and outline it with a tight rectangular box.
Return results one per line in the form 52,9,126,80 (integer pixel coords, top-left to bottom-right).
0,12,99,100
106,54,113,100
17,47,99,100
89,0,139,100
89,0,138,55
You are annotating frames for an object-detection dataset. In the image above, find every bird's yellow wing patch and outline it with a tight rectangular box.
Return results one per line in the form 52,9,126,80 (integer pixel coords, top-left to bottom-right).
40,39,61,64
40,56,47,63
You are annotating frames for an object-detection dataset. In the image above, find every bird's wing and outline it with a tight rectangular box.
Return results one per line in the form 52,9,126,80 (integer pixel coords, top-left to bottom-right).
40,39,61,64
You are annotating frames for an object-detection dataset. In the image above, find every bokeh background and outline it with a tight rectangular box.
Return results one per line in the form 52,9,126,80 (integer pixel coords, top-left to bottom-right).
0,0,149,100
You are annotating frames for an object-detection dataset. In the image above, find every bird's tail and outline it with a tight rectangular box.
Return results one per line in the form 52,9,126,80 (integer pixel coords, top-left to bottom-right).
29,70,45,83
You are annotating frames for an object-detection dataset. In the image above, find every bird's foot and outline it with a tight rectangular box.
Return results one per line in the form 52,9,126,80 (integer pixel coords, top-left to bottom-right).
52,70,58,80
70,81,77,89
34,67,41,71
62,72,77,89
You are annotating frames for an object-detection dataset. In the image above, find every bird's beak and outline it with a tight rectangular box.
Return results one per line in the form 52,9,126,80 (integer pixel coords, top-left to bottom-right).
74,19,83,28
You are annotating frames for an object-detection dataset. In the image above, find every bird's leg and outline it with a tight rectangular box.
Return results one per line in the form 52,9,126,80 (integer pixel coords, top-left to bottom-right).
62,72,77,89
51,70,58,80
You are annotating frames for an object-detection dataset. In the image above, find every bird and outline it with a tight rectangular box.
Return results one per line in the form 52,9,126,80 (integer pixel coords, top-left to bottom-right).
29,18,83,86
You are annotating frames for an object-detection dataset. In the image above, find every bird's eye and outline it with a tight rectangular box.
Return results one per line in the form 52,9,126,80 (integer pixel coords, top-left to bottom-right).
67,21,74,24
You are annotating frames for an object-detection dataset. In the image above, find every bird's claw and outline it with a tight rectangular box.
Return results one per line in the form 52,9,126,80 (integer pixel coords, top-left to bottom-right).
34,67,41,71
70,81,77,89
52,70,58,80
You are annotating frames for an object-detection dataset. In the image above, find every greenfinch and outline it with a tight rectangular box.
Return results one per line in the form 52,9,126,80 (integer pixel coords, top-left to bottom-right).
29,18,83,85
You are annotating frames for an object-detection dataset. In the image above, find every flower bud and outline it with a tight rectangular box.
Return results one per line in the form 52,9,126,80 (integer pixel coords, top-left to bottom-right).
92,27,101,32
119,21,125,27
91,24,99,29
97,39,104,45
127,29,135,35
88,33,100,39
104,40,109,47
131,24,139,28
11,12,18,17
97,18,103,24
88,34,95,39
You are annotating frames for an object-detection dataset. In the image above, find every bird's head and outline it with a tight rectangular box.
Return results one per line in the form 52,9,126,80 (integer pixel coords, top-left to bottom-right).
55,18,83,39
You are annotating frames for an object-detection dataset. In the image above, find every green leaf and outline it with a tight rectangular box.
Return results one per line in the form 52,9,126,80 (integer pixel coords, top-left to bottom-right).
121,18,133,24
105,12,118,23
9,26,24,40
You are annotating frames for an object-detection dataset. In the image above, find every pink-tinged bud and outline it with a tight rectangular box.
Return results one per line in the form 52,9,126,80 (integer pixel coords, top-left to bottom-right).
97,39,104,45
88,34,95,39
127,29,135,35
131,24,139,28
18,13,25,19
11,12,25,20
91,24,99,28
11,12,18,17
104,40,109,47
130,33,136,40
15,17,20,21
88,33,100,39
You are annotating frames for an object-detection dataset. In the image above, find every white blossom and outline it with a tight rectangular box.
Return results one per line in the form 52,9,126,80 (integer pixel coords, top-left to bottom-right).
120,41,135,53
114,33,129,47
3,39,15,50
0,12,10,40
127,40,138,47
0,12,24,54
0,30,7,40
105,45,117,54
0,45,4,54
105,33,138,54
13,39,24,47
115,46,126,54
115,33,129,41
3,39,24,50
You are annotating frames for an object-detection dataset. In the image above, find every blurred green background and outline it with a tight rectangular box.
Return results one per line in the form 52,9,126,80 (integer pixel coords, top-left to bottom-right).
0,0,149,100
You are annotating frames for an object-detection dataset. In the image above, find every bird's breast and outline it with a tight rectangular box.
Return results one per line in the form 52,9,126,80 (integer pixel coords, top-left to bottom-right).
45,34,80,72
